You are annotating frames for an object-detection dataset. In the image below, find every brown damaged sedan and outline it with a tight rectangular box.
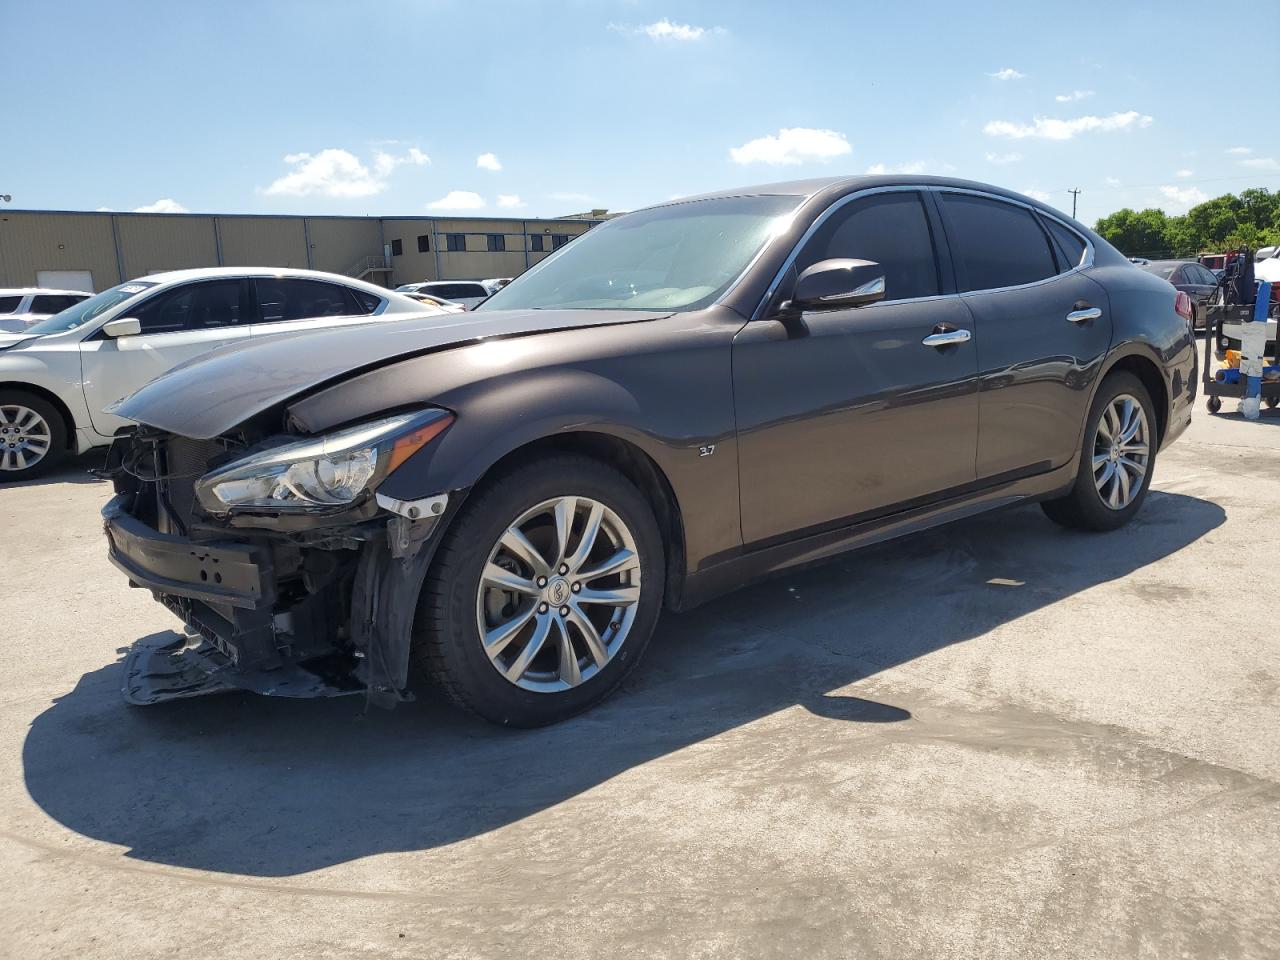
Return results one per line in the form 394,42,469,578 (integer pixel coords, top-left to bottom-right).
102,176,1196,726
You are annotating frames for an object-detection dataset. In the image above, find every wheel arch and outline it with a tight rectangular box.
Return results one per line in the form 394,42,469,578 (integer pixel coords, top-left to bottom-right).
0,380,78,451
458,430,689,610
1095,347,1170,447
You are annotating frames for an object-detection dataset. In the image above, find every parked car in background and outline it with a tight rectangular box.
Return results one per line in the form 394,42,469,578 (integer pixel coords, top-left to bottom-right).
394,280,491,309
1256,247,1280,284
0,288,92,332
1137,259,1219,330
401,291,468,313
481,277,513,295
102,176,1195,727
0,267,442,480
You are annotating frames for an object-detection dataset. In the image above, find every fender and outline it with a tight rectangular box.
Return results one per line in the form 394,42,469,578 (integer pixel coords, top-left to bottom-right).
286,311,748,577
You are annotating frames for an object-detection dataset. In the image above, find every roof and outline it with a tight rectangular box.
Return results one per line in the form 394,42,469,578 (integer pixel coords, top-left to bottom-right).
136,266,393,293
0,287,92,297
656,175,1082,224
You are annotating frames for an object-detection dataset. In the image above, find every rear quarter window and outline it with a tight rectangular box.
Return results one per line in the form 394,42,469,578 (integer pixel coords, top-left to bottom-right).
0,296,21,313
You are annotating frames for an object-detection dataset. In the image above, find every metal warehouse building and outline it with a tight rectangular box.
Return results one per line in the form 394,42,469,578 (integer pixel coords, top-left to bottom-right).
0,209,606,293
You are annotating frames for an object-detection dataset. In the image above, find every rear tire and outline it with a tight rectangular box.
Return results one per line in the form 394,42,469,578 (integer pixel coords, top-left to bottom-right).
1041,372,1156,532
411,454,665,727
0,390,67,482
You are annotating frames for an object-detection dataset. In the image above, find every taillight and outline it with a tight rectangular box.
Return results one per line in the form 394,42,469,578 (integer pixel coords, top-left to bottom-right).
1174,290,1193,322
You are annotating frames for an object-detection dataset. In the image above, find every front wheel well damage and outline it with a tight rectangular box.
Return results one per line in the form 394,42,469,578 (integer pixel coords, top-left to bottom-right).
0,381,78,450
473,431,688,609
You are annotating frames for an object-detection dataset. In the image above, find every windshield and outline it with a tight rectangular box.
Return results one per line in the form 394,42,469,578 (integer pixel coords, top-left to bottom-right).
479,195,801,312
1142,263,1178,280
24,281,158,334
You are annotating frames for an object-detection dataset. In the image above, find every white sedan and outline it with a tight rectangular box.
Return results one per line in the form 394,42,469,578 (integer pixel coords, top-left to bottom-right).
0,288,93,332
0,267,441,480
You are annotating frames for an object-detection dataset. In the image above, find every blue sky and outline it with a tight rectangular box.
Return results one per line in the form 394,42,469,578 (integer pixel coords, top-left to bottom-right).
5,0,1278,226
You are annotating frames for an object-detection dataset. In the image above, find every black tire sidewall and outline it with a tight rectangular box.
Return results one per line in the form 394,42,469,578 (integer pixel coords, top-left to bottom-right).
0,390,67,481
418,456,665,726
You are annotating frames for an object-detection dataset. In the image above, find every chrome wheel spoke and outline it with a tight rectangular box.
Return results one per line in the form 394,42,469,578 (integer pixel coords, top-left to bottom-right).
565,500,604,573
498,527,551,579
484,604,538,658
577,548,639,582
551,496,577,568
483,563,538,596
504,614,553,683
555,619,582,687
576,584,640,607
567,605,609,668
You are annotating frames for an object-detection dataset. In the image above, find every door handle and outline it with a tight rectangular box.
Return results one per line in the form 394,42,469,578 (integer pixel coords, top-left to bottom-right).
1066,306,1102,324
921,328,971,348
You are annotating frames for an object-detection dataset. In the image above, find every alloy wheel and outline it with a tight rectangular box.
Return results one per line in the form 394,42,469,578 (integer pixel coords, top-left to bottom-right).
0,404,53,473
476,496,642,693
1093,393,1149,510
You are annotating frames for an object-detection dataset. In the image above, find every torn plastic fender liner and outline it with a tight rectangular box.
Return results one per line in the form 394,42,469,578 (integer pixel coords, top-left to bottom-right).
350,490,466,708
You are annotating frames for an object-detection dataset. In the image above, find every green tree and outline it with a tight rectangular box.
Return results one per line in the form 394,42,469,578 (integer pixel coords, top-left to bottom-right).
1095,188,1280,256
1094,207,1171,256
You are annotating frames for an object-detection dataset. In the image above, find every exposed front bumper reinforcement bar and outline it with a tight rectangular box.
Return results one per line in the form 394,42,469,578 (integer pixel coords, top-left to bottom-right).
122,632,362,706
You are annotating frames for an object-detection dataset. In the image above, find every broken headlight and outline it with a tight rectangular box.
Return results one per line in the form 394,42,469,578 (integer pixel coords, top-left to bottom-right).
194,409,453,515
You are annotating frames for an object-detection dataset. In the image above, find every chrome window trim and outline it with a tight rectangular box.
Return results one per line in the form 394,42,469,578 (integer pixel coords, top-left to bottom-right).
751,185,1097,320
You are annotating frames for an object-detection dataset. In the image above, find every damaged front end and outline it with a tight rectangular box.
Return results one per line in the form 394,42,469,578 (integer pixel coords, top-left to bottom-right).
102,409,458,709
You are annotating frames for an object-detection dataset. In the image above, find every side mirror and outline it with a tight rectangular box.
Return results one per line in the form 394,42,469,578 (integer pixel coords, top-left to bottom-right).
792,259,886,310
103,317,141,338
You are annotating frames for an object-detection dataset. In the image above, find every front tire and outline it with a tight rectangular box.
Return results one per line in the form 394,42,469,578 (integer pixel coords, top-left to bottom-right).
0,390,66,482
411,454,665,727
1042,372,1156,532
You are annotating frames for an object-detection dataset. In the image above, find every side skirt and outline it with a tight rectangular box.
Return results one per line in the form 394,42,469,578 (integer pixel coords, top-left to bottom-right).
677,462,1077,610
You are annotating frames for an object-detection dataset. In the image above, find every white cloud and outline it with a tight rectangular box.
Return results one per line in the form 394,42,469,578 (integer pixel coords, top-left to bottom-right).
496,194,525,208
426,190,485,211
985,152,1022,165
1159,184,1208,207
1022,188,1052,203
476,152,502,172
1175,169,1193,178
133,198,188,213
1054,90,1094,102
264,146,427,198
610,18,723,41
1241,156,1280,171
730,127,852,166
989,68,1025,80
1105,176,1122,186
1226,146,1253,155
983,111,1153,140
864,160,953,175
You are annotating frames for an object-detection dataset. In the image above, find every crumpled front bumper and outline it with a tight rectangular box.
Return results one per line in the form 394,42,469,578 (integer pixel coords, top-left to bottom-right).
103,494,363,705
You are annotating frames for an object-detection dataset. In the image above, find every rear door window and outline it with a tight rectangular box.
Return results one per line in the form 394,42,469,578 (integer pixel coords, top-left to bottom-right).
428,283,488,300
939,193,1058,292
31,294,86,315
131,280,247,333
797,191,940,302
256,279,359,322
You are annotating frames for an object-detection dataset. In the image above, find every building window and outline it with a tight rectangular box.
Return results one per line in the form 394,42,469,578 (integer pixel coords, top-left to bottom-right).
487,234,506,252
446,233,466,252
391,238,403,256
530,234,545,252
417,234,430,253
552,234,570,249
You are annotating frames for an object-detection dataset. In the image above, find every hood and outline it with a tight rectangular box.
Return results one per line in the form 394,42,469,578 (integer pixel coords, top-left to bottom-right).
0,332,36,348
110,308,669,439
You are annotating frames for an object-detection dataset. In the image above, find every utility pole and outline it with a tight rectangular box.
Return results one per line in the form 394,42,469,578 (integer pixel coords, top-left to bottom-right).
1068,188,1081,219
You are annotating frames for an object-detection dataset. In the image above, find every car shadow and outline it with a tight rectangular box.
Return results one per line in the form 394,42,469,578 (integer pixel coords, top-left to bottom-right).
2,451,106,488
22,491,1223,877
